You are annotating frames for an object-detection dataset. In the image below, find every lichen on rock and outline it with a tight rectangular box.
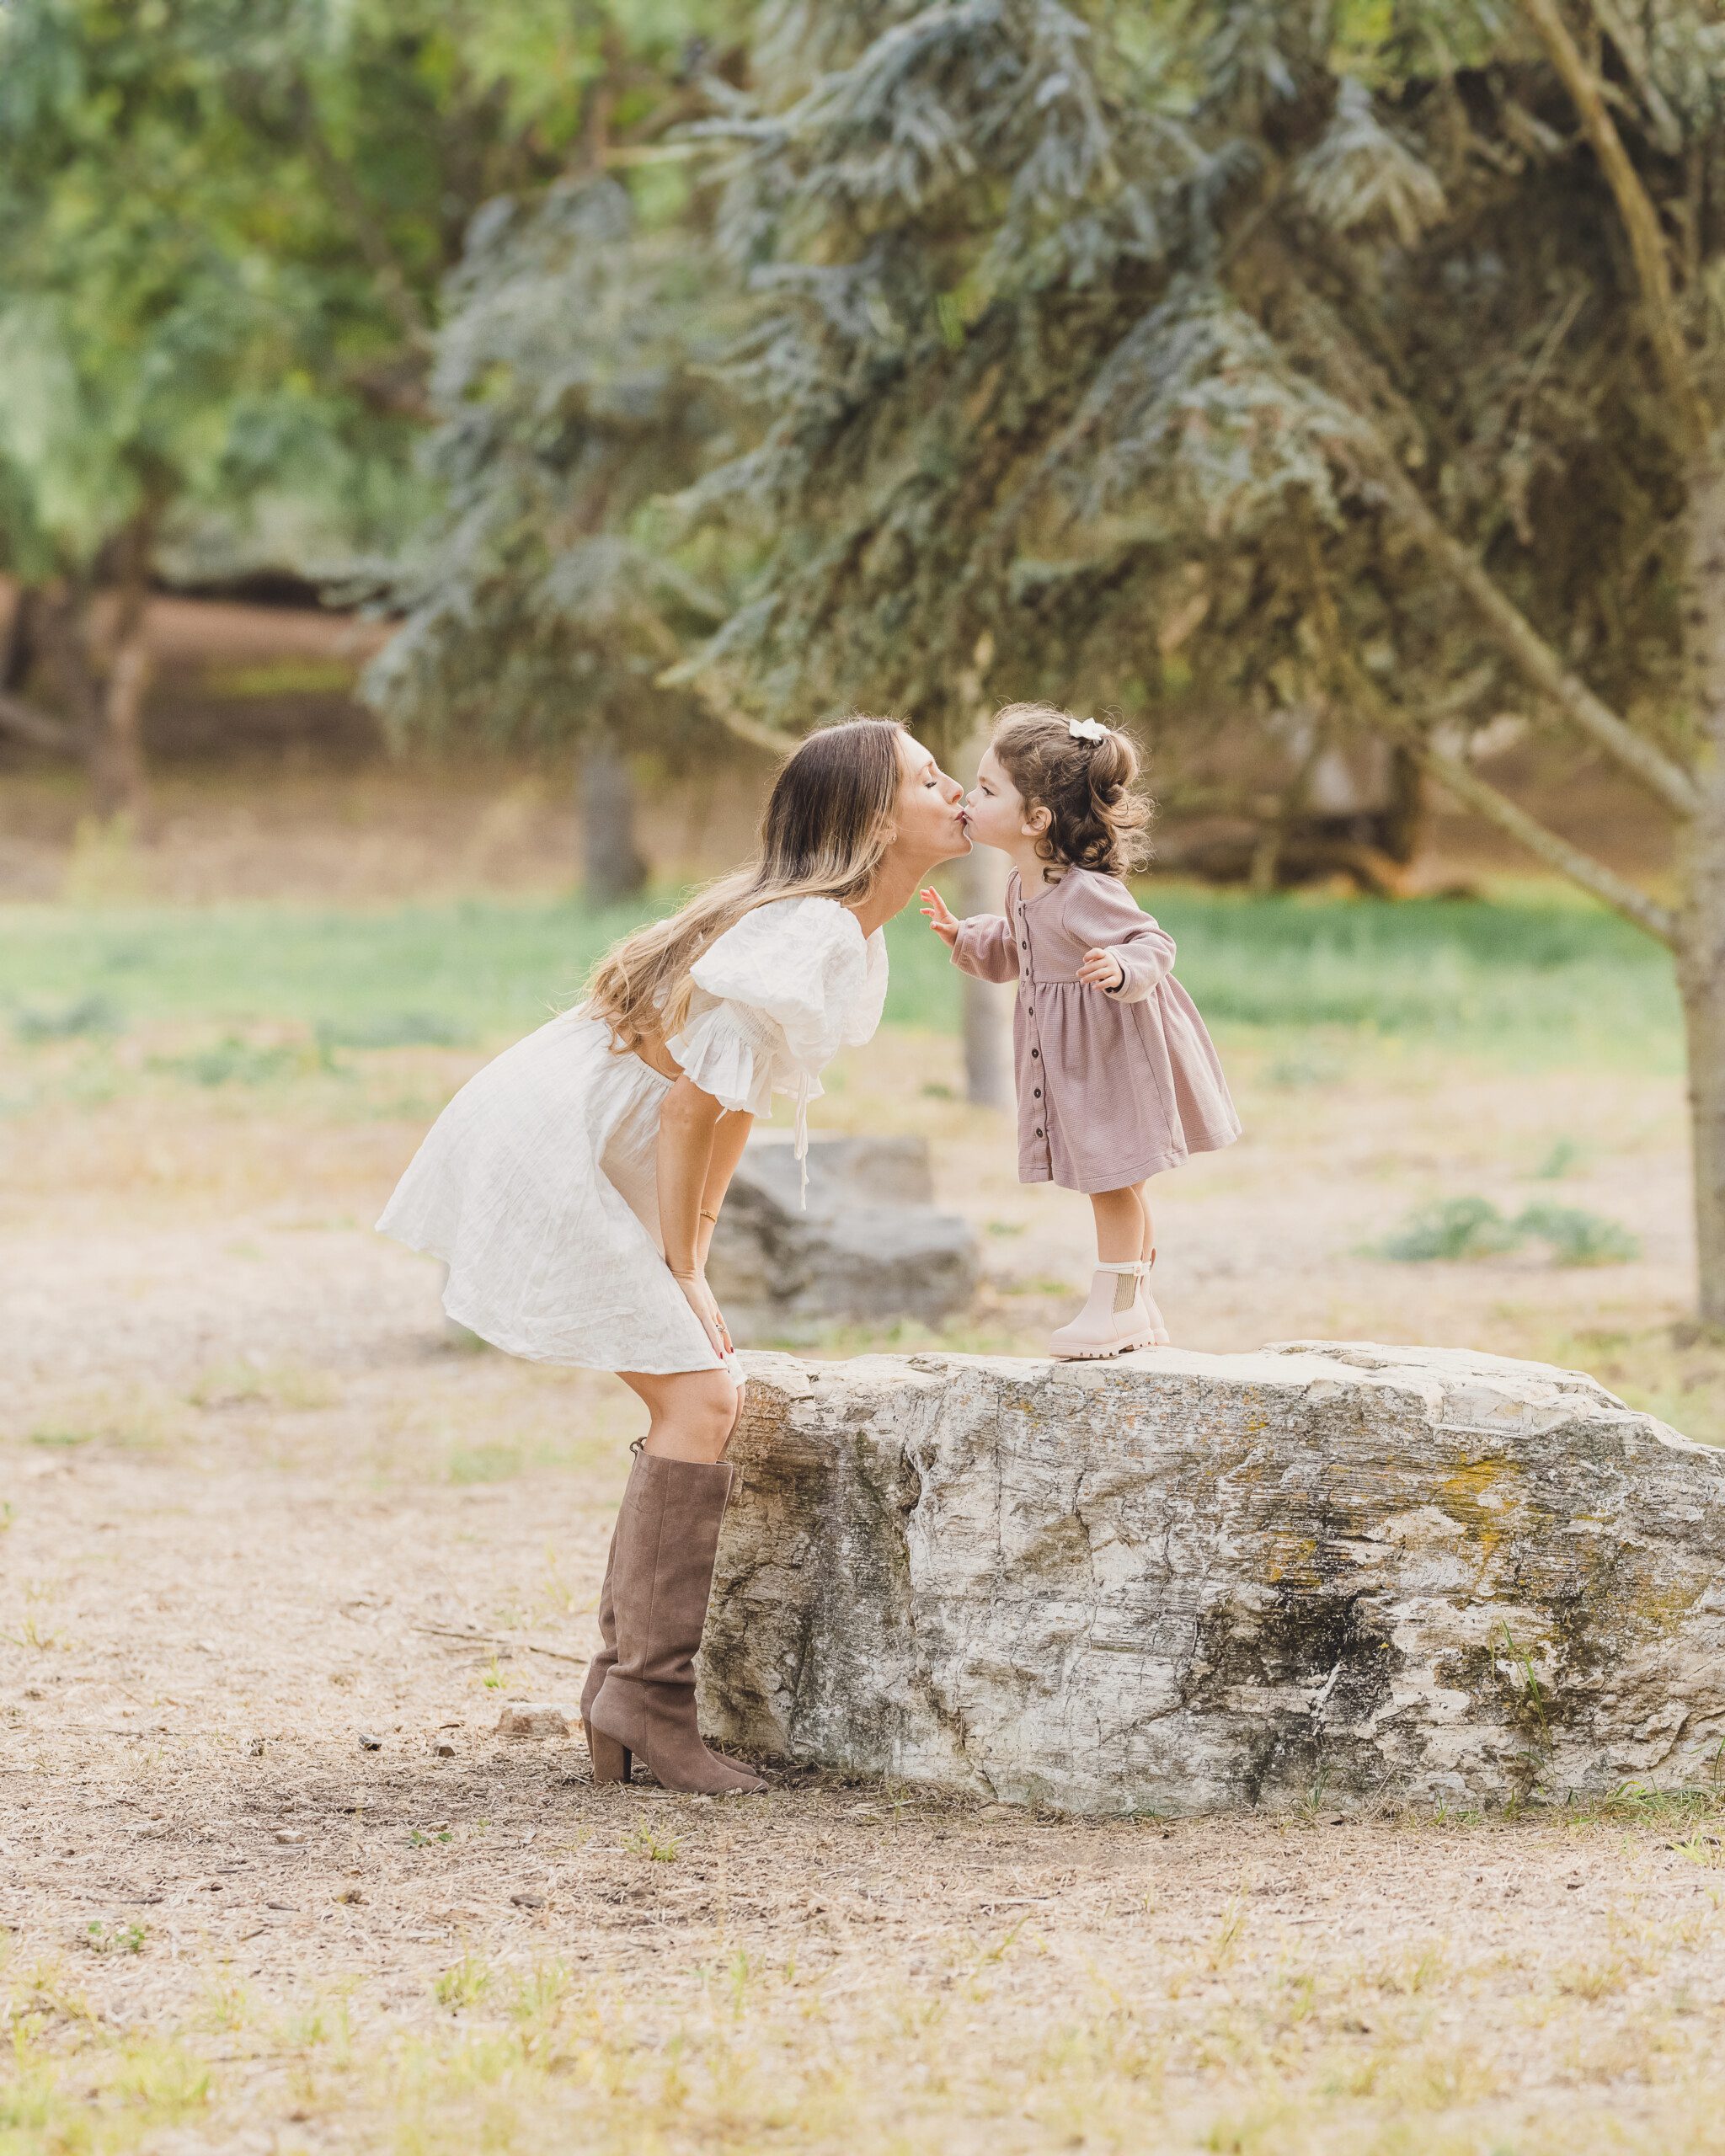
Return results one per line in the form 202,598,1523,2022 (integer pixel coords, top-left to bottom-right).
697,1342,1725,1815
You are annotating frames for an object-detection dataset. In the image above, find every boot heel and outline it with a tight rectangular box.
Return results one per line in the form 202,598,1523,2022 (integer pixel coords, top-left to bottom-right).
585,1718,631,1785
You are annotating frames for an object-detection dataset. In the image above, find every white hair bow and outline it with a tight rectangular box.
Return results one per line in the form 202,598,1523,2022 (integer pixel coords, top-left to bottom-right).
1067,716,1108,744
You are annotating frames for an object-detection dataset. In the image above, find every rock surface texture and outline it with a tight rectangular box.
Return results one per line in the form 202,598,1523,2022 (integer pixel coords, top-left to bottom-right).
699,1342,1725,1814
706,1135,977,1342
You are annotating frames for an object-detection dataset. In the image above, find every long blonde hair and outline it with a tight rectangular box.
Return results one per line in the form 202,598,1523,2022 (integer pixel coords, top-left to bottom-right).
586,716,906,1051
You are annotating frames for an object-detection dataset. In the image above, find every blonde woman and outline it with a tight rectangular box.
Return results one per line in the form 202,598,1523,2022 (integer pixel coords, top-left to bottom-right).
378,719,969,1794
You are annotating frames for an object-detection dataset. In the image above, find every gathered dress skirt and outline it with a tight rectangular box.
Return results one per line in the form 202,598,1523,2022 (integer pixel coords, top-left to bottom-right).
377,1006,732,1375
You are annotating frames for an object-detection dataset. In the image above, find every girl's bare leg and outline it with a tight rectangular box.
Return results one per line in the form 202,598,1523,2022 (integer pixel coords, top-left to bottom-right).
1090,1182,1149,1264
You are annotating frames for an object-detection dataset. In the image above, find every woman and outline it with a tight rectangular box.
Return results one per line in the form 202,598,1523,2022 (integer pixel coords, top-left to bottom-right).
378,718,969,1793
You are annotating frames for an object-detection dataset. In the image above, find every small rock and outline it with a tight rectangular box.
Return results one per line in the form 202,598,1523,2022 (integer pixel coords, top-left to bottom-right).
334,1888,362,1905
510,1892,546,1909
494,1703,569,1741
432,1740,456,1758
274,1828,305,1846
358,1733,382,1752
247,1737,266,1758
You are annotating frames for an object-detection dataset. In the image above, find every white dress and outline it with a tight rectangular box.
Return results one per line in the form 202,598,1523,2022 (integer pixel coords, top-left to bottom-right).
376,896,889,1374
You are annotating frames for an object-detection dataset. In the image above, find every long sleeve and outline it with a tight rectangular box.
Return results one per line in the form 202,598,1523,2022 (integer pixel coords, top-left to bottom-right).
1061,873,1177,1004
950,912,1021,984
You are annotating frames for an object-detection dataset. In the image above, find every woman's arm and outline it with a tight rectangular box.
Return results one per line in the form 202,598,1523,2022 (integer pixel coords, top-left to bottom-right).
657,1075,733,1357
697,1108,753,1267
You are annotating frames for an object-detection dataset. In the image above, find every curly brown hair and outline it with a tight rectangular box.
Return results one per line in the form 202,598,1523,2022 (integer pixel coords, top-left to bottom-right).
990,702,1152,880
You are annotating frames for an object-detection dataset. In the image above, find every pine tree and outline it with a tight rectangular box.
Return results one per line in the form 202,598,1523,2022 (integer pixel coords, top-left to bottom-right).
364,4,750,896
660,0,1725,1325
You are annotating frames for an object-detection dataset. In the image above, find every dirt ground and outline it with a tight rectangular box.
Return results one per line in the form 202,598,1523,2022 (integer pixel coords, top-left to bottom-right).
5,938,1725,2153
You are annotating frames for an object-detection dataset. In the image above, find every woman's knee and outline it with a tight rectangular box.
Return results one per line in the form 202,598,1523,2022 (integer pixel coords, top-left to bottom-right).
672,1369,742,1452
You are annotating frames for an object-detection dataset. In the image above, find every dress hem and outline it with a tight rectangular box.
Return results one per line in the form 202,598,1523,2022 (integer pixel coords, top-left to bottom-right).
382,1220,731,1378
1017,1121,1242,1194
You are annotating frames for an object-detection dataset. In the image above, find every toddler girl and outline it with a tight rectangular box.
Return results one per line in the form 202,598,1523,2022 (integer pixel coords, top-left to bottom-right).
921,702,1240,1358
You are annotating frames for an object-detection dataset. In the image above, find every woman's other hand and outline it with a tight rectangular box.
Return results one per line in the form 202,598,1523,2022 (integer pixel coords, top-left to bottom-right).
671,1265,733,1359
920,887,959,947
1078,945,1125,992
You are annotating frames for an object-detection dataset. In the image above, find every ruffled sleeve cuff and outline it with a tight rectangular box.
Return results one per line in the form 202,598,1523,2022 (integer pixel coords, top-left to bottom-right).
689,897,878,1070
666,1000,782,1118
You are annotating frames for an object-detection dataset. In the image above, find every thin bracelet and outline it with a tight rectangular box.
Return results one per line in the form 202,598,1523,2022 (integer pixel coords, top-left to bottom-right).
699,1208,719,1225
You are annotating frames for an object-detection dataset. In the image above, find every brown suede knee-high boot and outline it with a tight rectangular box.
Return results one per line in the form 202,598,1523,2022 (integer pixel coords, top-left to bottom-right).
587,1449,766,1795
579,1515,622,1776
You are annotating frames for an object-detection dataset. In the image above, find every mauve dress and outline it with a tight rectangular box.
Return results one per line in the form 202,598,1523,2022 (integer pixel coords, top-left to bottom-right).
951,867,1241,1194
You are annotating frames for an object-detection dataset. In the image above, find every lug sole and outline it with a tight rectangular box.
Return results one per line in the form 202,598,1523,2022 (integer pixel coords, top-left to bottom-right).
1049,1330,1156,1362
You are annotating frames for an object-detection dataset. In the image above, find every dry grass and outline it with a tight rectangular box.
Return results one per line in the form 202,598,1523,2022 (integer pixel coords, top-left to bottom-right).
4,843,1725,2149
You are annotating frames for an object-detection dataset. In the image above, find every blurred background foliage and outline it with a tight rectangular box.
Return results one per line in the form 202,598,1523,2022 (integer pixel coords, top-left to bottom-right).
4,0,1725,1315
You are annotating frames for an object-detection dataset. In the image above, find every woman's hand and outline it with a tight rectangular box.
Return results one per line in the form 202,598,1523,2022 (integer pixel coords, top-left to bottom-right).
920,887,959,947
671,1264,733,1360
1078,945,1125,992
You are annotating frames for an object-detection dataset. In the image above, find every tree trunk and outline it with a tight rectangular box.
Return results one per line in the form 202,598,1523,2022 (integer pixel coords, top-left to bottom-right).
581,737,649,904
957,844,1013,1109
1679,925,1725,1328
88,622,152,822
1680,436,1725,1326
1,584,35,692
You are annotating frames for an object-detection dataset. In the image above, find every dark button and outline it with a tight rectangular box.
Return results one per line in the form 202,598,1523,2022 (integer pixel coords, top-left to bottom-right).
1033,1087,1041,1098
1035,1127,1044,1137
1030,1048,1039,1059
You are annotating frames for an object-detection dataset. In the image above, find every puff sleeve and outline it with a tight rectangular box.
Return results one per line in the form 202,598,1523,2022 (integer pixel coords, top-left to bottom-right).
666,896,888,1118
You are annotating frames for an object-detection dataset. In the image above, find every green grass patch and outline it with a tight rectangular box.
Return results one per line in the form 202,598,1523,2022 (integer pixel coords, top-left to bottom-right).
1380,1195,1641,1266
0,882,1682,1067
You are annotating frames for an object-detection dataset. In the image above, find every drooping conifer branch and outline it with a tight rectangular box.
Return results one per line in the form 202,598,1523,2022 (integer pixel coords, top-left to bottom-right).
1520,0,1709,449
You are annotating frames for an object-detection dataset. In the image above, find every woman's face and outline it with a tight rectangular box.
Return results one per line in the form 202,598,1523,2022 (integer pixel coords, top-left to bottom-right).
891,733,969,863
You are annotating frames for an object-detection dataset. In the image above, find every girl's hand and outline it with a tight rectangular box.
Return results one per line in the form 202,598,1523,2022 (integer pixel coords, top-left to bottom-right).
919,887,960,947
671,1265,733,1360
1078,946,1125,992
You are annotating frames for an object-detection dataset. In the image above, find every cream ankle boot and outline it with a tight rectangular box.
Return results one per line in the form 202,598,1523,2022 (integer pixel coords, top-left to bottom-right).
1049,1258,1171,1360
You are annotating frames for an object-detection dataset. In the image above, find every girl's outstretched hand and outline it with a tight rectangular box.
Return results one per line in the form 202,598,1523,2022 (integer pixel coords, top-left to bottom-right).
1078,946,1125,992
920,887,959,947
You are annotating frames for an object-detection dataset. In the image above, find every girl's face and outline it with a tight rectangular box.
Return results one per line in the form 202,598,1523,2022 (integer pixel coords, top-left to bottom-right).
891,732,970,862
964,746,1048,853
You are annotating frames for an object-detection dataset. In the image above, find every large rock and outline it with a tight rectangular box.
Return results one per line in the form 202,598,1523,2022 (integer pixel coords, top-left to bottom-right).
700,1342,1725,1814
707,1134,977,1342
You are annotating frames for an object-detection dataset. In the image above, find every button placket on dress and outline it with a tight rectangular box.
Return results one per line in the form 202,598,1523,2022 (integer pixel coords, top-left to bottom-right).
1018,891,1050,1172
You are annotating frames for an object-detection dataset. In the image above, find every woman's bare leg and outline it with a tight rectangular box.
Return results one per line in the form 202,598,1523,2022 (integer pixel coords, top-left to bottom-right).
617,1366,742,1463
